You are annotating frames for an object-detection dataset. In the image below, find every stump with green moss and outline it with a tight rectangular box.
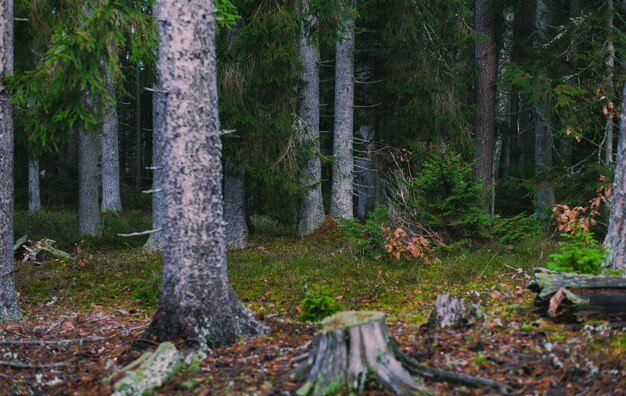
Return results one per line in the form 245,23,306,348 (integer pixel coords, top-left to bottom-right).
292,311,431,395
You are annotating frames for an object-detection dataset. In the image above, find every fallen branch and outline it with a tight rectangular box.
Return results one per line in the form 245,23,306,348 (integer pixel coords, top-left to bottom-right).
0,359,71,369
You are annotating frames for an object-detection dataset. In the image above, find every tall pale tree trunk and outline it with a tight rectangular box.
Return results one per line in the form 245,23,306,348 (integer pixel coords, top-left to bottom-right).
78,117,101,236
101,69,122,213
474,0,497,214
534,0,556,219
330,9,355,219
143,0,262,348
603,84,626,270
296,0,324,236
28,156,41,212
603,0,615,165
224,161,248,249
144,79,165,251
0,0,22,320
144,7,165,252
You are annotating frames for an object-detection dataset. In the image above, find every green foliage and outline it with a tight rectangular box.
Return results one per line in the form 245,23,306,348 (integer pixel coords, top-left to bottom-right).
547,230,606,275
299,286,342,322
338,206,389,256
404,150,489,240
490,214,544,245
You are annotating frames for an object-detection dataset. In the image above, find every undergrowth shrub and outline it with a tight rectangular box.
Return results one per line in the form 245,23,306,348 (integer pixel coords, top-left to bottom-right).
547,229,606,274
299,286,342,322
338,206,388,256
490,213,544,244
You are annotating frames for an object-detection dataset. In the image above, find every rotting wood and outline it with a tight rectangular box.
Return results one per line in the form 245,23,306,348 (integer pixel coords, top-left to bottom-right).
528,268,626,320
291,310,508,395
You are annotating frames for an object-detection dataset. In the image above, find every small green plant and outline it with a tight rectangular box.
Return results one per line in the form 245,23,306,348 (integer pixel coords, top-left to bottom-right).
299,286,342,322
547,229,606,274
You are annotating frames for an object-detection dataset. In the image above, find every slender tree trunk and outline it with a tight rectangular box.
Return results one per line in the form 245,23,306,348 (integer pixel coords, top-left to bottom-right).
101,69,122,213
330,9,355,219
604,0,615,165
0,0,22,321
355,62,377,220
493,7,515,213
534,0,556,219
28,156,41,212
135,64,142,191
603,84,626,270
474,0,497,214
296,0,325,236
78,115,101,236
223,160,248,249
143,0,262,348
144,81,165,251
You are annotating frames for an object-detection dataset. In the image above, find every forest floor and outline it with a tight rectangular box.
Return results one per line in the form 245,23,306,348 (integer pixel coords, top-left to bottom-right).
1,211,626,395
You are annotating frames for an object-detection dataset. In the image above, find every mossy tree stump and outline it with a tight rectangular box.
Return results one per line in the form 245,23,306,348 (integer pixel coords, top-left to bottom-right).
293,311,431,395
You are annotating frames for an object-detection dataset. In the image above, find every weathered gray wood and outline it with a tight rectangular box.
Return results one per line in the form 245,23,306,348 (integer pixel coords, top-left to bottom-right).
604,84,626,270
28,156,41,212
293,311,431,395
0,0,22,321
429,294,468,328
142,0,263,349
528,268,626,319
14,236,72,262
223,160,248,249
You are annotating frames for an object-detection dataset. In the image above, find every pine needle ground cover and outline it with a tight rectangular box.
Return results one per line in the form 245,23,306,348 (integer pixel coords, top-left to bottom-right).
2,211,625,394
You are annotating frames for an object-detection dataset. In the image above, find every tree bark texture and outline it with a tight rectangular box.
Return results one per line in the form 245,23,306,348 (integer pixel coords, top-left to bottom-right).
604,0,615,165
101,69,123,214
223,160,248,249
474,0,497,215
144,6,165,252
534,0,556,219
296,0,325,236
28,156,41,212
78,123,101,236
293,311,430,395
604,84,626,270
0,0,22,321
330,12,355,219
143,0,262,349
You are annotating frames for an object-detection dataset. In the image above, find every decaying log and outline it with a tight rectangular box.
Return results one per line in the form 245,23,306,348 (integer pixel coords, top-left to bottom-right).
429,294,485,328
111,342,204,396
13,235,72,262
528,268,626,320
292,311,507,395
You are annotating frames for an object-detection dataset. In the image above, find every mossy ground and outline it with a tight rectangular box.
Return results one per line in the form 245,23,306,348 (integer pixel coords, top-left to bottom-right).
8,210,625,395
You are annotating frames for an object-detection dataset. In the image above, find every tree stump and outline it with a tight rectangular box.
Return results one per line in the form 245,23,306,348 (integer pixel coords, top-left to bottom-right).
292,311,431,395
429,294,467,328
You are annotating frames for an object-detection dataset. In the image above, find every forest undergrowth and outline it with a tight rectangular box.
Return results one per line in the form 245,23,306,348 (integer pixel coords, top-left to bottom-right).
2,211,626,395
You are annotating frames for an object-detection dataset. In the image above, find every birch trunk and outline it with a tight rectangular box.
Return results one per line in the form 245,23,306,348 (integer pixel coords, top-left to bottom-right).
330,12,355,219
603,84,626,271
534,0,556,219
296,0,325,236
28,156,41,212
223,161,248,249
101,69,122,213
474,0,497,215
0,0,22,321
78,123,101,236
143,0,262,348
604,0,615,165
